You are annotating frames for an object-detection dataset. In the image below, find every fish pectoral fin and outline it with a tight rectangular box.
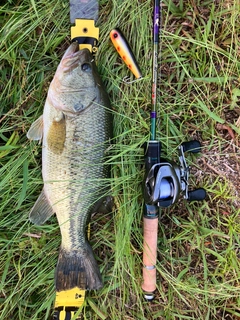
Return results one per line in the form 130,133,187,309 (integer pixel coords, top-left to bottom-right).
47,114,66,155
29,189,54,225
26,115,43,141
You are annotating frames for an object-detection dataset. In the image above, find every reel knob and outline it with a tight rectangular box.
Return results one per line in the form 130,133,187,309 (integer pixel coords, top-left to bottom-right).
181,140,201,153
188,188,206,201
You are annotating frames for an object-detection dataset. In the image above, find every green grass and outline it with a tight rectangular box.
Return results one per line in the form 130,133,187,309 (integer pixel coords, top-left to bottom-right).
1,0,240,319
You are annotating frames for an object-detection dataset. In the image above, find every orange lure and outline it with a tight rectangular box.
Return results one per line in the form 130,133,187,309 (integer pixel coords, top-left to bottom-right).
110,28,142,79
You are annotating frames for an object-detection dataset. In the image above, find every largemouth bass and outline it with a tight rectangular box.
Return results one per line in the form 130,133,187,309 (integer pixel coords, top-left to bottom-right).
27,42,112,291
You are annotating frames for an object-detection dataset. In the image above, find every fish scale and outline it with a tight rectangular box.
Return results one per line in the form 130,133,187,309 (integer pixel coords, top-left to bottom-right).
27,43,112,292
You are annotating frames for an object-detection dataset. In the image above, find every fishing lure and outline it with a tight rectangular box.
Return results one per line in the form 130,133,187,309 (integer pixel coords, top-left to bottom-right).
110,28,142,79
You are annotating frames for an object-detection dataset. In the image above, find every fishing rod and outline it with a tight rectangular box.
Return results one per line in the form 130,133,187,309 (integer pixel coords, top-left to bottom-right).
141,0,206,301
141,0,161,301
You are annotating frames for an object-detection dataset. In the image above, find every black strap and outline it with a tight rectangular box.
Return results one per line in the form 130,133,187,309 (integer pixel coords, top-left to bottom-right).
72,36,98,48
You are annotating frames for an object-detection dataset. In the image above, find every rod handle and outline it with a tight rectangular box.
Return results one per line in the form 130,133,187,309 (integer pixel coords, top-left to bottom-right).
142,217,158,301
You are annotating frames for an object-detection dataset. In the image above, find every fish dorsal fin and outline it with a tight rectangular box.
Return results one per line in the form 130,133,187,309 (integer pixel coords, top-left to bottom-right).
27,115,43,141
29,189,54,225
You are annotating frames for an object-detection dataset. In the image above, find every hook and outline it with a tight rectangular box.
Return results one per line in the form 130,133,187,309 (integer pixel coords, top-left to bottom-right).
122,76,143,84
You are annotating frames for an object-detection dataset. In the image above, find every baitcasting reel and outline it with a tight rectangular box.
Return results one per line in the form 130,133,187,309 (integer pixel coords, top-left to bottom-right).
144,140,206,213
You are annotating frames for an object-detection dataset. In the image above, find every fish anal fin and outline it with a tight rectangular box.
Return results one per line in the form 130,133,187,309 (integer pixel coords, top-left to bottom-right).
27,115,43,141
29,189,54,225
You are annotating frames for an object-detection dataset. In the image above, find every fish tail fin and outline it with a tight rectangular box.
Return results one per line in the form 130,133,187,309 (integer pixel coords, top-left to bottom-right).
55,243,102,291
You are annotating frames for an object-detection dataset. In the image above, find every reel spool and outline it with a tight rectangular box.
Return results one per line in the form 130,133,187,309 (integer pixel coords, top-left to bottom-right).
144,140,206,215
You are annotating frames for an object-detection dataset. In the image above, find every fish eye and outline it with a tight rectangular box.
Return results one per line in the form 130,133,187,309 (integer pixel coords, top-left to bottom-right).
81,63,91,72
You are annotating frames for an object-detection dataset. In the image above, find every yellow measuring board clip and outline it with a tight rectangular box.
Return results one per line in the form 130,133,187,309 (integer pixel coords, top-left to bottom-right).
71,19,99,54
54,287,86,319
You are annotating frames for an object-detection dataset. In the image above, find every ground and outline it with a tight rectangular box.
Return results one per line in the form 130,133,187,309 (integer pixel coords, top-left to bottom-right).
0,0,240,319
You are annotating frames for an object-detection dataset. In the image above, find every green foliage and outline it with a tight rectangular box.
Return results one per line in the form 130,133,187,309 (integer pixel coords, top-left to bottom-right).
1,0,240,319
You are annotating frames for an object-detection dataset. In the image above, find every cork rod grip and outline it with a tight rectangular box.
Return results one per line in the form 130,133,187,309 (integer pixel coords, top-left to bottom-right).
141,217,158,296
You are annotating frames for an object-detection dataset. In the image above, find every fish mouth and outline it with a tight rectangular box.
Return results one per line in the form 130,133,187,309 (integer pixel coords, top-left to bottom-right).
71,41,79,53
61,42,79,60
64,42,92,59
61,43,93,72
77,47,93,62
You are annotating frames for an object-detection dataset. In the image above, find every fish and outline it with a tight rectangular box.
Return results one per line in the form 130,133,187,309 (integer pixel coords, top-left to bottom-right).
27,42,113,291
110,28,142,79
